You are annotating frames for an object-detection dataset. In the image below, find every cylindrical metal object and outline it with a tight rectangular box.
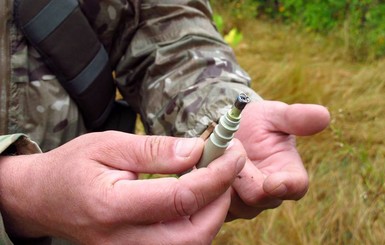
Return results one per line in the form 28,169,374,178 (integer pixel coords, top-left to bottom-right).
196,93,250,168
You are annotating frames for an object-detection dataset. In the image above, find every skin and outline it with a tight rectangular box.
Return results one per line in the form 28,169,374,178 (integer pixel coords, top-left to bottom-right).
229,101,331,220
0,100,330,243
0,132,246,244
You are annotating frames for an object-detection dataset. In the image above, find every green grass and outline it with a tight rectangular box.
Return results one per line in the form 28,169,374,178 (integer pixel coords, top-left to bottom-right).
212,18,385,245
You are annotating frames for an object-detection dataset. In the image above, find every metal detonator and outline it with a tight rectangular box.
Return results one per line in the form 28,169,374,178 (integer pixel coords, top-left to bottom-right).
196,93,251,168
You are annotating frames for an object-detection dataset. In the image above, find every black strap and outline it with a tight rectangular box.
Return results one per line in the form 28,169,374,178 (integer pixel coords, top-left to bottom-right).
22,0,78,44
97,100,137,133
15,0,115,130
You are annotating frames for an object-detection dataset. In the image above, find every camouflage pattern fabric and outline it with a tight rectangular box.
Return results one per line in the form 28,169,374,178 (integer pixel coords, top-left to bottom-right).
0,1,263,242
0,212,13,245
0,134,41,155
115,0,262,137
1,0,262,153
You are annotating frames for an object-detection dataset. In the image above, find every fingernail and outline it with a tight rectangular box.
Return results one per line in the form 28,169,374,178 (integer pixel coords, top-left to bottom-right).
227,140,235,149
235,154,246,172
175,138,198,158
269,183,288,197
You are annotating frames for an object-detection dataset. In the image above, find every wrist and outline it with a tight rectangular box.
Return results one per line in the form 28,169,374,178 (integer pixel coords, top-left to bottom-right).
0,154,48,239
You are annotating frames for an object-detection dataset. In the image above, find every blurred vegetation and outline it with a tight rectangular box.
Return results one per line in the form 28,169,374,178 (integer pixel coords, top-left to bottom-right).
213,14,244,47
209,1,385,245
210,0,385,61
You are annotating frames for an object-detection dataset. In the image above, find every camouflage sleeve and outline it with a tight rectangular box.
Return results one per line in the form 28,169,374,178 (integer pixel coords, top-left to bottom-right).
0,134,42,156
115,0,262,137
0,214,13,245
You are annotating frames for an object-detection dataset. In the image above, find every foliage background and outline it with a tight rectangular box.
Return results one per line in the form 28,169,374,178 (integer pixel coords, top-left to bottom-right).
208,0,385,244
212,0,385,61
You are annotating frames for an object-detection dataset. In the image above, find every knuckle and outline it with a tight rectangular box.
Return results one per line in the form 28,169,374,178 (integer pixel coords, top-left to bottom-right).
173,185,201,217
293,175,309,200
239,189,284,209
240,188,261,207
142,136,166,163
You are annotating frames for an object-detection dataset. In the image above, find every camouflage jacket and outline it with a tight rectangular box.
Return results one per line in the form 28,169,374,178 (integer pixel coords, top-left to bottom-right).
1,0,261,152
1,0,261,243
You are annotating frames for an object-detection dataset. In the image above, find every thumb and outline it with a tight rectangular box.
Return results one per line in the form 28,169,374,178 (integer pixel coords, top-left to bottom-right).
258,101,330,136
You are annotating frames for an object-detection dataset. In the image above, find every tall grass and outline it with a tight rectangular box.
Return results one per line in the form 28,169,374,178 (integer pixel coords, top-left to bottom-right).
213,18,385,245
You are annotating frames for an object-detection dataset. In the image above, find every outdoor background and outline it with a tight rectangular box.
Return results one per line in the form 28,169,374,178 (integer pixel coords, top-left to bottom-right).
134,1,385,244
208,1,385,244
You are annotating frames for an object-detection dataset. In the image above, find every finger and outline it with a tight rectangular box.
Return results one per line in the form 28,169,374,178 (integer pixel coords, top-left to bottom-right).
189,189,230,229
87,132,205,174
247,101,331,136
272,102,330,136
226,188,282,221
256,149,309,200
111,141,246,224
262,159,309,200
121,191,231,245
161,190,231,244
231,159,283,208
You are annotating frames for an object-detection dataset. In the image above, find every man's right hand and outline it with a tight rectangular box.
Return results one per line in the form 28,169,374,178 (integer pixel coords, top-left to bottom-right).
0,131,246,244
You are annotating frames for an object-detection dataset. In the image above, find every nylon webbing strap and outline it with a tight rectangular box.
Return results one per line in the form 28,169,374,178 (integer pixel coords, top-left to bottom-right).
15,0,115,130
67,46,109,94
22,0,78,44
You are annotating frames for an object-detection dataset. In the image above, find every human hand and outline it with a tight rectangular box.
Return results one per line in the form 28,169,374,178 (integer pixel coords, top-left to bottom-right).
0,131,246,244
227,101,330,220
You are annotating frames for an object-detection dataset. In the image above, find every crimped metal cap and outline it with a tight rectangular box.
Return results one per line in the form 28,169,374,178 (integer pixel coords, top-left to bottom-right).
234,92,251,111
